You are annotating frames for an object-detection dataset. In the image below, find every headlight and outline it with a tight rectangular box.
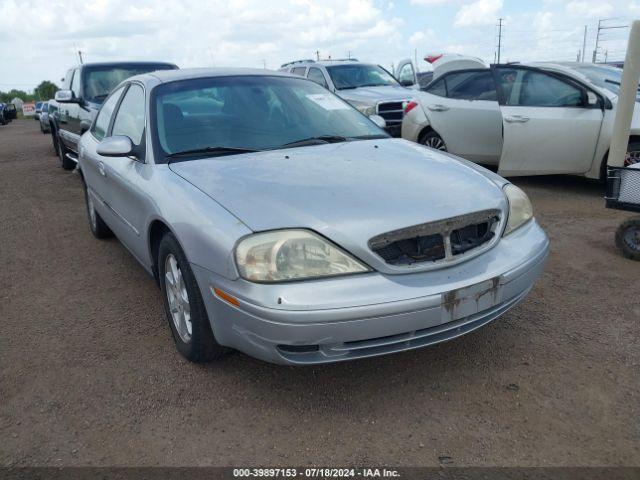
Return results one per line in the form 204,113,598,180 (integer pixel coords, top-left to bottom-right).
235,229,370,283
503,184,533,235
354,104,376,116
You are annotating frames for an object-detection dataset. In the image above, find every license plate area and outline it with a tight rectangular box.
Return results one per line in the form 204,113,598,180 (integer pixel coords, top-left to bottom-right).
441,277,502,323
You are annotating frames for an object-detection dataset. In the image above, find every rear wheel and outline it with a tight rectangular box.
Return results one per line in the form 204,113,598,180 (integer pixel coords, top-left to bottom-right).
615,217,640,261
158,233,229,362
420,130,447,151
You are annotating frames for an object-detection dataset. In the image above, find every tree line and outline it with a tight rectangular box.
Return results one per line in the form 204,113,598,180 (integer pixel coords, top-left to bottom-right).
0,81,59,104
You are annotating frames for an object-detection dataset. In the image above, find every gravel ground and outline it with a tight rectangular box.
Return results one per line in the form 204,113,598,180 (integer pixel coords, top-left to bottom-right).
1,120,639,467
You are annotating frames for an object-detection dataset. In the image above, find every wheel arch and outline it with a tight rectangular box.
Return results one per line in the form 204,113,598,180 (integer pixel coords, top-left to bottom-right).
599,134,640,181
417,124,443,144
148,219,188,287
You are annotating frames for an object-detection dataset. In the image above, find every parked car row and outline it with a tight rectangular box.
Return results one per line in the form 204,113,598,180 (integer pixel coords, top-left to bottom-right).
39,60,549,365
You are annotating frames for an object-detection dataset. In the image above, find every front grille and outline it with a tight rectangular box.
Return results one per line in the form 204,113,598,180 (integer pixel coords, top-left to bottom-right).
376,101,407,129
369,210,501,266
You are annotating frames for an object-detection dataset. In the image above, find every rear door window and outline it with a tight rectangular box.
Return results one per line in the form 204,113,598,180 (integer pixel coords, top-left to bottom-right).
445,71,496,101
291,67,307,76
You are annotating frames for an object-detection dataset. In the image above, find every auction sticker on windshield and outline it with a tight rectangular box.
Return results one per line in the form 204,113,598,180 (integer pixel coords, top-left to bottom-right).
306,94,350,110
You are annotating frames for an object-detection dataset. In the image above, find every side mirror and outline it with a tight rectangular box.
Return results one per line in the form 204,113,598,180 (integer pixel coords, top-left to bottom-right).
369,114,386,129
97,136,134,157
55,90,75,103
399,79,415,87
586,91,599,107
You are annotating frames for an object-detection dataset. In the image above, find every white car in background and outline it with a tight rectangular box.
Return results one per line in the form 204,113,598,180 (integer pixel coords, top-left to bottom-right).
402,56,640,178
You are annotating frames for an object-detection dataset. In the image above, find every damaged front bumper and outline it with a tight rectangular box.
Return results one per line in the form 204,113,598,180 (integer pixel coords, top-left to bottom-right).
192,219,549,365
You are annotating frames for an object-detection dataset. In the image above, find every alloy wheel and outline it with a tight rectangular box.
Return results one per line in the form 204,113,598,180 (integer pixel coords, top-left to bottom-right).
425,136,446,151
164,254,192,343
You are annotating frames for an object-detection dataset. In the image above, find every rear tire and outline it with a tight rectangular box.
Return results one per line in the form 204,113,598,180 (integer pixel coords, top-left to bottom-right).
158,233,228,362
615,217,640,261
420,130,447,151
57,134,76,170
83,182,113,239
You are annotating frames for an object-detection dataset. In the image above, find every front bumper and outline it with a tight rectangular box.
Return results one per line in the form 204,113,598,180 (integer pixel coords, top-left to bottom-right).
192,220,549,365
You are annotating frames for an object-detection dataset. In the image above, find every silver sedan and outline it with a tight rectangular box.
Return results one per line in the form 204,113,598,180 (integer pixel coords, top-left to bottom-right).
77,68,549,365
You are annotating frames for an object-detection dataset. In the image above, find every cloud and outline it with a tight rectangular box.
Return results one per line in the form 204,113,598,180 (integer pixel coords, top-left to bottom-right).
565,0,613,18
454,0,503,27
410,0,453,5
0,0,407,89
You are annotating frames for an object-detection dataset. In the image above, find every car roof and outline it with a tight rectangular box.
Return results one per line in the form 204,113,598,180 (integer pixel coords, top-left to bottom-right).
135,67,298,84
73,61,178,69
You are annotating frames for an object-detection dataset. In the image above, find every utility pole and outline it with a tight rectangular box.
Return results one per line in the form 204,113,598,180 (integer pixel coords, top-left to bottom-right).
593,18,630,63
77,50,83,64
593,19,602,62
581,25,587,62
348,50,351,59
414,48,418,72
496,18,503,64
316,50,320,61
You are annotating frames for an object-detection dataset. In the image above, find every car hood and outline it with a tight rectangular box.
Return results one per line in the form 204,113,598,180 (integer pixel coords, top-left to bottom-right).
338,85,413,105
169,139,508,274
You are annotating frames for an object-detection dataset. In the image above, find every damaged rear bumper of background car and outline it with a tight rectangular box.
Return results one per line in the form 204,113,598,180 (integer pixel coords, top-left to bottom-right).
191,220,549,365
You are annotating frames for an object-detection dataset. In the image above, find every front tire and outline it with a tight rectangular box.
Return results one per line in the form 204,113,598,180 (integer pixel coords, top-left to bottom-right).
420,130,447,151
158,233,228,362
83,182,113,239
615,217,640,261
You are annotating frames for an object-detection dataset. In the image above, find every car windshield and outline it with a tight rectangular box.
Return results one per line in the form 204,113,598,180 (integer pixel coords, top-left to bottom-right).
83,64,175,103
153,75,387,159
326,64,399,90
573,65,640,101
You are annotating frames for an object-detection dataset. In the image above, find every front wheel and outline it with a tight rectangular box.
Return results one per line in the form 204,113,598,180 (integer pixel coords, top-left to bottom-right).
615,217,640,261
158,233,229,362
83,183,113,239
420,130,447,151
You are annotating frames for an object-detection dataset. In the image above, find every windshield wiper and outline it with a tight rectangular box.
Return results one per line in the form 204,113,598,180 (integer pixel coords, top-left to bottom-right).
277,135,349,149
350,134,390,140
166,146,260,161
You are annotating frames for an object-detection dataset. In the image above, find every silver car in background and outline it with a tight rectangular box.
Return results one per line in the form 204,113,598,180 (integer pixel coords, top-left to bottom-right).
39,101,51,134
78,68,549,365
281,59,412,137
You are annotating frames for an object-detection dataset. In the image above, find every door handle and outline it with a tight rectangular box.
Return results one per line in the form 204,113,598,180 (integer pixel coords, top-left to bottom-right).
98,161,106,177
427,104,449,112
504,115,530,123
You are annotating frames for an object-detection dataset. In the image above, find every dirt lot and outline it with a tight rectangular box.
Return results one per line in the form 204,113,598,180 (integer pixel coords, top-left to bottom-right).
1,119,638,467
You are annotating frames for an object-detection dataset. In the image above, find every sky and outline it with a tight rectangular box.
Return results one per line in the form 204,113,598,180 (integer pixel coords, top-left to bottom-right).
0,0,638,93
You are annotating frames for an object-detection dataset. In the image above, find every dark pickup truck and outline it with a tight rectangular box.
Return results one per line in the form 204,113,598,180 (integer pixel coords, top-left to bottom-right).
50,61,178,169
